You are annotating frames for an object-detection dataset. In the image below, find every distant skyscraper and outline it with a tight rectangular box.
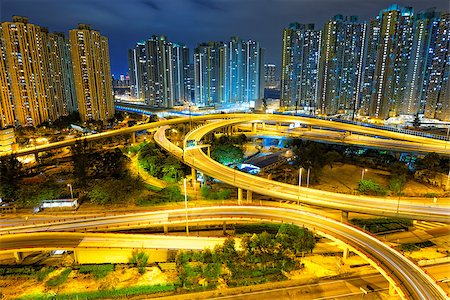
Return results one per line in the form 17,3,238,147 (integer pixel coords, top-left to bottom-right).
317,15,366,116
193,37,264,106
69,24,114,122
128,42,147,99
280,23,321,113
369,5,414,119
264,64,278,89
128,36,190,107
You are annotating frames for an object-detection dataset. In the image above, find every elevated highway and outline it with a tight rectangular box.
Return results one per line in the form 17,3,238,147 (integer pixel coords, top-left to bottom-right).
0,206,447,299
154,119,450,222
2,113,449,158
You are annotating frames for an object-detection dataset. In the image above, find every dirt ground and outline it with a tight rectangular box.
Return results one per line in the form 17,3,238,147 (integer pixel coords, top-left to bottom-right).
312,163,445,197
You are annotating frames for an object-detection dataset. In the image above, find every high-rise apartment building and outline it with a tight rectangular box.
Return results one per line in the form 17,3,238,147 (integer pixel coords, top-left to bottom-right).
128,36,190,107
360,19,381,116
423,12,450,121
128,42,147,100
369,5,414,119
264,64,278,89
280,23,321,113
0,17,53,126
47,32,77,117
193,37,264,106
404,9,441,115
69,24,114,122
317,15,366,116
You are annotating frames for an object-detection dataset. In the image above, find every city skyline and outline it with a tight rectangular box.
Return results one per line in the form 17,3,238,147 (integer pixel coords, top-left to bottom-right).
2,0,448,76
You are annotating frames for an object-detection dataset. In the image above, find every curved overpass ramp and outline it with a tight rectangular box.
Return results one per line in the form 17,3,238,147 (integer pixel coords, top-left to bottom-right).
154,119,450,222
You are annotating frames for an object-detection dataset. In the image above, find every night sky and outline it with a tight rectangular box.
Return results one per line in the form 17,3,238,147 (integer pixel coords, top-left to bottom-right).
1,0,448,76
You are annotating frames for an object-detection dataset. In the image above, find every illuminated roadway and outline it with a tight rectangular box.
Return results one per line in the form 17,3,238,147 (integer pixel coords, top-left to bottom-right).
2,113,449,158
0,206,447,299
154,118,450,223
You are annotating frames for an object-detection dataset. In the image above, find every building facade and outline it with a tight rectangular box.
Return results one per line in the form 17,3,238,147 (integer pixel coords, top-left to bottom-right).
0,17,78,128
423,12,450,121
128,36,190,108
193,37,264,107
369,5,414,119
317,15,366,116
264,64,278,89
280,23,321,113
69,24,114,122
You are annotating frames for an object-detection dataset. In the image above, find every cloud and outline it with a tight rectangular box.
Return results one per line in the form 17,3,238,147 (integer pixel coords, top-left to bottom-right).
190,0,223,11
141,0,161,11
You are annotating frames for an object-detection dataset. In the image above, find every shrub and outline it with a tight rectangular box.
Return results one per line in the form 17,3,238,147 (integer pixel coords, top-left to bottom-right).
358,180,387,196
130,251,149,274
79,264,114,279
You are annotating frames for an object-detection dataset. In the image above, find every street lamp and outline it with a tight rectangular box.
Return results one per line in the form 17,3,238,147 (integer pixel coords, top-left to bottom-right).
67,183,74,199
297,167,303,205
361,168,368,181
306,167,311,188
184,178,189,236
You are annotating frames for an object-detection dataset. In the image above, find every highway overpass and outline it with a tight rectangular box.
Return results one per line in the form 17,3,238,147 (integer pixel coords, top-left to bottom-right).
0,205,447,300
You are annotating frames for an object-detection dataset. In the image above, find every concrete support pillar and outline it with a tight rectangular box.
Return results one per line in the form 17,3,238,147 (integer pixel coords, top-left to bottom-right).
262,122,266,130
207,146,210,157
73,249,79,264
247,190,253,203
13,251,22,263
252,123,257,133
34,153,39,162
342,247,349,260
276,122,279,130
131,132,136,144
223,221,227,235
341,211,349,223
307,125,312,131
389,282,398,296
163,225,169,234
191,168,196,183
238,188,243,204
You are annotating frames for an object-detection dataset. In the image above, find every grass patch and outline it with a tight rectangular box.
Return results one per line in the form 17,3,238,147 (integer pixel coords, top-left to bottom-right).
46,268,71,287
18,284,176,300
400,241,435,252
36,267,54,281
0,266,37,277
423,192,439,198
79,264,114,279
350,217,412,234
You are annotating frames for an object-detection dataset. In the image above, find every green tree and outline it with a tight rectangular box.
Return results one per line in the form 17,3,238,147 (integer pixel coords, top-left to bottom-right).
0,155,22,201
161,156,184,183
71,139,89,186
276,224,316,254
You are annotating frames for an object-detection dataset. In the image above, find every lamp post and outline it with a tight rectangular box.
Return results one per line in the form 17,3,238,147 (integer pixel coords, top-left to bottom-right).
361,168,368,181
67,183,74,199
445,125,449,150
297,167,303,205
184,178,189,236
306,167,311,188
